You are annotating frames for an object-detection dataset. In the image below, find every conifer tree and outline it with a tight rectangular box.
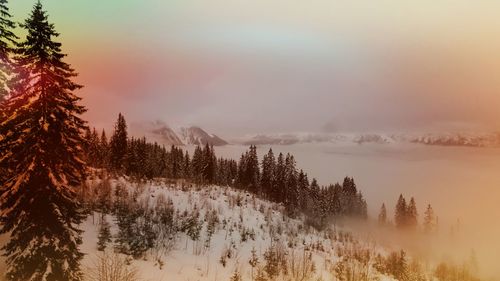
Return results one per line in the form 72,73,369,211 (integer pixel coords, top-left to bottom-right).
0,2,86,280
407,197,418,229
260,148,276,198
246,145,260,193
284,153,299,213
274,153,286,202
99,129,109,168
97,217,112,251
297,170,310,211
110,113,128,172
423,204,436,233
0,0,17,105
378,203,387,226
191,145,204,183
395,195,407,229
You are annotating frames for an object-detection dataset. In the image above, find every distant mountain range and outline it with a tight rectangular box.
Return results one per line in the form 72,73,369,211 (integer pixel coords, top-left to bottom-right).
131,121,500,148
131,121,228,146
236,132,500,148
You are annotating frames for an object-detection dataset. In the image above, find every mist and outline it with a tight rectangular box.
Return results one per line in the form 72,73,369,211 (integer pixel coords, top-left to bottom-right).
212,143,500,279
9,0,500,136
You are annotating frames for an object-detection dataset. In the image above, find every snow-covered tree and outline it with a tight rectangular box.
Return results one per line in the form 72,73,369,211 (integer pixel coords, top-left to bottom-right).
97,217,112,251
0,2,86,280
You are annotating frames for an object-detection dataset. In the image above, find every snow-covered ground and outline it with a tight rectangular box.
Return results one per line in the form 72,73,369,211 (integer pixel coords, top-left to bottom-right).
80,177,394,281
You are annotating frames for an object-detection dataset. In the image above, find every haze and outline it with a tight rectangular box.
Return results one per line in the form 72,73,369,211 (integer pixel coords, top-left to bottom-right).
10,0,500,136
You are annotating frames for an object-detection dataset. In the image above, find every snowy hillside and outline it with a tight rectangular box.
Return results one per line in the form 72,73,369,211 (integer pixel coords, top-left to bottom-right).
79,175,399,281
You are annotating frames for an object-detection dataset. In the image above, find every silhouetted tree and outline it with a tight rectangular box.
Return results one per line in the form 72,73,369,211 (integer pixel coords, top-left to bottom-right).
407,197,418,229
110,113,128,172
0,2,86,279
260,148,276,198
395,195,407,229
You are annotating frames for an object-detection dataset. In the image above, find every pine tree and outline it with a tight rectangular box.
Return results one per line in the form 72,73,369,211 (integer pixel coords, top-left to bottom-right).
297,170,309,212
395,194,407,229
378,203,387,226
246,145,260,193
99,129,109,168
423,204,436,233
191,145,204,183
87,128,100,166
0,2,86,280
110,113,128,172
284,153,299,214
0,0,17,105
407,197,418,229
274,153,286,203
260,148,276,199
341,177,357,216
97,217,112,251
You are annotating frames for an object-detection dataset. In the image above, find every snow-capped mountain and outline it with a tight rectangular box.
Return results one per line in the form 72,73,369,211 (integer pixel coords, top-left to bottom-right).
178,126,228,146
131,121,228,146
130,121,184,145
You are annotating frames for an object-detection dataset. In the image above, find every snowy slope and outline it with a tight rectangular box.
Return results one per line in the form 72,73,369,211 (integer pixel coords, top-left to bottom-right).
80,177,395,281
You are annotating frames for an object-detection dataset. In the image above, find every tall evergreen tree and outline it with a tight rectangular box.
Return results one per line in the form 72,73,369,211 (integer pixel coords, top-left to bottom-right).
99,129,109,168
395,194,407,229
244,145,260,193
109,113,128,172
284,153,299,213
260,148,276,198
274,153,286,202
191,145,204,183
297,170,309,211
407,197,418,229
0,2,86,280
0,0,17,105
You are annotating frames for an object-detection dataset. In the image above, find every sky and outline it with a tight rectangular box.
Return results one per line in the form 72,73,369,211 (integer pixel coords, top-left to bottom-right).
10,1,500,137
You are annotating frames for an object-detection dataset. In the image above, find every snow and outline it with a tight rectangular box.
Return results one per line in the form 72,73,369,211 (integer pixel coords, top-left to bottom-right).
80,177,393,281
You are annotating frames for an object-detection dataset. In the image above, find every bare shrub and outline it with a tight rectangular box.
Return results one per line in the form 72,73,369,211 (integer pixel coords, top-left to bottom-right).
86,252,139,281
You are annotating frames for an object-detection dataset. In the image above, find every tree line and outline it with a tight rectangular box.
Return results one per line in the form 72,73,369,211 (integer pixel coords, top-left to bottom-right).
86,113,368,229
378,195,438,233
